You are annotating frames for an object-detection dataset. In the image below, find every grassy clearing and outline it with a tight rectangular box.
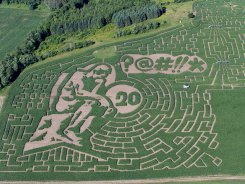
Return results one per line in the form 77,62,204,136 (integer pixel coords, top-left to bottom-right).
0,86,10,96
0,6,49,59
93,46,117,59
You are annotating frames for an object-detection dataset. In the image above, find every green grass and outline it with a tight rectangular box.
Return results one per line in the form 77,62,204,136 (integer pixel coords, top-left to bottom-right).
0,85,10,96
0,6,49,59
93,46,117,59
211,89,245,174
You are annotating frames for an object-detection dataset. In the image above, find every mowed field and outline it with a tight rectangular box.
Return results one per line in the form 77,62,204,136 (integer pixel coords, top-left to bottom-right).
0,0,244,182
0,7,48,59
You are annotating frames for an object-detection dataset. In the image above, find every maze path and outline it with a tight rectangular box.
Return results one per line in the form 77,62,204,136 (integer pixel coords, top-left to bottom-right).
0,0,243,177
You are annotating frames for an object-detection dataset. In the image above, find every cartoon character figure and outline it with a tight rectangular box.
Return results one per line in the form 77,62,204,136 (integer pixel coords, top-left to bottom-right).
24,64,116,151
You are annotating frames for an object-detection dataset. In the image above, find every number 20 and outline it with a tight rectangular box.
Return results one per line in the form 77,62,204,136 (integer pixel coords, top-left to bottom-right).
115,92,141,106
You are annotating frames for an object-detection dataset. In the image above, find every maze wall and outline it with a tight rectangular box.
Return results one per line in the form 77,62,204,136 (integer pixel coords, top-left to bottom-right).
0,0,244,180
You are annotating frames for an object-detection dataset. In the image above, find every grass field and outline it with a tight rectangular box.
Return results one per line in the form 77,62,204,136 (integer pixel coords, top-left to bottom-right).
0,6,48,59
0,0,244,182
211,89,245,174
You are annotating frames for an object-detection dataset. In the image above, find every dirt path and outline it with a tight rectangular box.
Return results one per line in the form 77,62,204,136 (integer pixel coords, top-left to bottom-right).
0,96,5,113
1,175,245,184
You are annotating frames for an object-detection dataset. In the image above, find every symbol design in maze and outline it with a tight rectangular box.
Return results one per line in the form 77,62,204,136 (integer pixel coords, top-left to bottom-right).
121,54,207,74
0,53,221,172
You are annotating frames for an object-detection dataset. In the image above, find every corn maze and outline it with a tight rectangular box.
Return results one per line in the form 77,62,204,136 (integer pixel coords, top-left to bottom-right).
0,0,244,181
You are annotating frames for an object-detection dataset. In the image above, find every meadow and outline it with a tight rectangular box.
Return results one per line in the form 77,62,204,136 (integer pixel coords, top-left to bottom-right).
0,6,48,59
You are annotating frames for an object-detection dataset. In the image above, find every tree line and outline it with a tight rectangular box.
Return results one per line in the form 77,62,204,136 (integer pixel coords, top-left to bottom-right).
113,5,166,28
48,0,156,34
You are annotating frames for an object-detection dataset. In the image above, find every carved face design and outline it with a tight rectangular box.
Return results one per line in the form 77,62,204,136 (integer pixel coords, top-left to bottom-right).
91,65,112,79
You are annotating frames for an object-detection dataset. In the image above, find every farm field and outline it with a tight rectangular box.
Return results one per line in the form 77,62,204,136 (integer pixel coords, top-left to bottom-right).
0,7,48,59
0,0,244,182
